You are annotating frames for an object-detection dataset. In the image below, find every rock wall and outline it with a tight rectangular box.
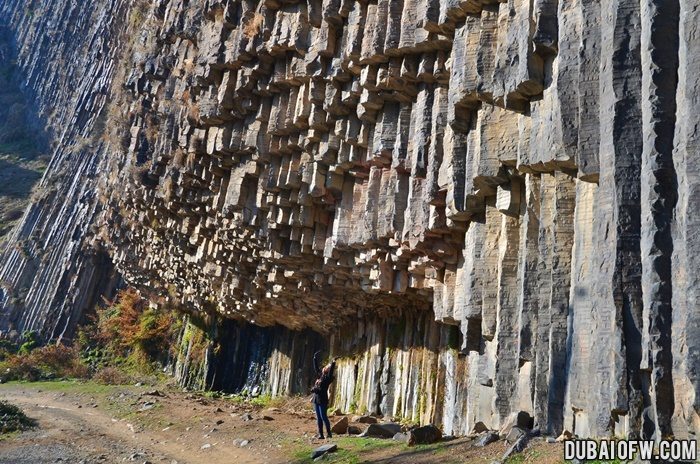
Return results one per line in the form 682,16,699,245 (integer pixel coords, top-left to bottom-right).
174,310,469,435
2,0,699,441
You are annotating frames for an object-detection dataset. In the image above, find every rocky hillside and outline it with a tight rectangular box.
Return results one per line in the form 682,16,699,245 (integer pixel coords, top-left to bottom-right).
0,26,48,246
1,0,699,442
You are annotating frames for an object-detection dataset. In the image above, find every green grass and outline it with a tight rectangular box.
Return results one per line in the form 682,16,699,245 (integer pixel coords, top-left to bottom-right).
0,379,118,394
287,436,405,463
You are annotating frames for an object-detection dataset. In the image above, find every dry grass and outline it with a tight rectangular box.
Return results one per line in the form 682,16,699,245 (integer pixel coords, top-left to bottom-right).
242,13,264,39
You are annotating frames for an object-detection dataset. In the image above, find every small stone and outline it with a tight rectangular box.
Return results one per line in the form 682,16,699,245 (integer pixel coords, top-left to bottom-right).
241,413,253,421
201,443,212,450
392,432,409,443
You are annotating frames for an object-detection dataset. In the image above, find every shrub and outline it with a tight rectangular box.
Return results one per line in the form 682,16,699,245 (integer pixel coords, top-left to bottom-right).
17,331,38,355
92,288,182,372
1,345,88,381
0,401,36,434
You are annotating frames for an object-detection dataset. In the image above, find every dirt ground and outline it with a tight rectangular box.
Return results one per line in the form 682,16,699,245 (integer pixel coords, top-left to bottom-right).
0,380,566,464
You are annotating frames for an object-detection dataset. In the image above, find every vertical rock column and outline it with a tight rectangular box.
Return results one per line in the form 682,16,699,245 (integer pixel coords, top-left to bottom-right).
671,0,700,439
639,0,679,440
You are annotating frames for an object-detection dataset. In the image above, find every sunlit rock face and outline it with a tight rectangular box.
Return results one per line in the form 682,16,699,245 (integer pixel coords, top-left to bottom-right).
2,0,699,440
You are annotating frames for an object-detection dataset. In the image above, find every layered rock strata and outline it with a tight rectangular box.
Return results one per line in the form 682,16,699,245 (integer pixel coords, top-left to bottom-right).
1,0,699,441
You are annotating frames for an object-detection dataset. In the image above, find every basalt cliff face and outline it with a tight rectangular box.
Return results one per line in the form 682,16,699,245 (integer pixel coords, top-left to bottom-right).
1,0,699,441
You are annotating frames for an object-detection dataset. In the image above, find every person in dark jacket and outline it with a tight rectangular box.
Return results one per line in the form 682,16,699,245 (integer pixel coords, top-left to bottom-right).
311,351,336,439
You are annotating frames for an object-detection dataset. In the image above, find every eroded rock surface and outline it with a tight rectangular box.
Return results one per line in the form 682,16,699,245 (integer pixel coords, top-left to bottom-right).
0,0,698,441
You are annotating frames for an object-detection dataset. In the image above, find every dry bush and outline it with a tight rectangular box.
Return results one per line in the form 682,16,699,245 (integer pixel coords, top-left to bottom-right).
242,13,264,39
1,345,89,381
96,288,182,367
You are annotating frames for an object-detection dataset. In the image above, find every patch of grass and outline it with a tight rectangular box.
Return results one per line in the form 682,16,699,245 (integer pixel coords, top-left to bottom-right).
505,454,526,464
287,436,401,464
0,379,121,396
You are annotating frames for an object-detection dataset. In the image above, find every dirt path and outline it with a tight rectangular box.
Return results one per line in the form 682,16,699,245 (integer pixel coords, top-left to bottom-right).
0,382,287,463
0,381,565,464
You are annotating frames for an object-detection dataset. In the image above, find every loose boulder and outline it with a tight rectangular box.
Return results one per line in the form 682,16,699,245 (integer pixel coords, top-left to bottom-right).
347,425,365,435
470,421,489,435
359,423,402,438
331,416,348,434
476,431,500,447
408,424,442,446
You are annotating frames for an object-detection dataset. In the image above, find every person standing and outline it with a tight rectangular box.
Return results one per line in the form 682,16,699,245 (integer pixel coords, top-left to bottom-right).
311,351,336,439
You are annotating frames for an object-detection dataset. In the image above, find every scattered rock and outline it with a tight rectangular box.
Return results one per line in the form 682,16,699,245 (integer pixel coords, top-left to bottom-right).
546,437,557,443
233,438,250,447
139,402,155,412
347,425,364,435
392,432,409,443
311,443,337,459
359,423,401,439
408,424,442,446
215,419,224,425
200,444,212,450
144,390,164,397
257,414,274,421
331,416,348,434
241,413,253,421
476,431,500,447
